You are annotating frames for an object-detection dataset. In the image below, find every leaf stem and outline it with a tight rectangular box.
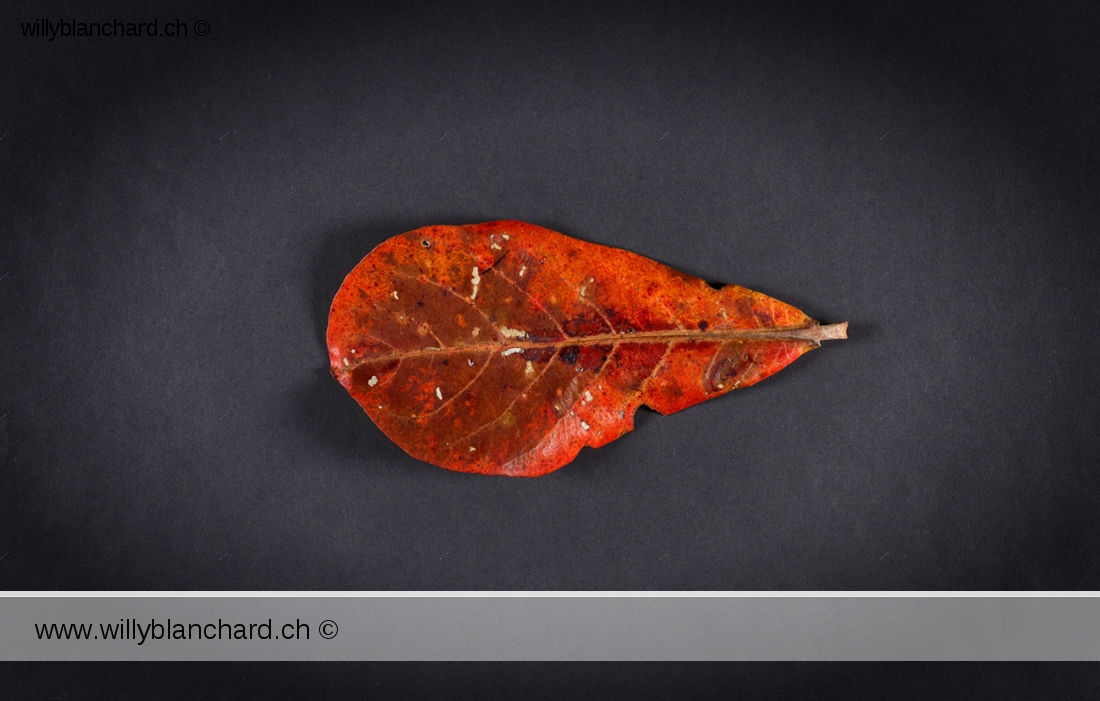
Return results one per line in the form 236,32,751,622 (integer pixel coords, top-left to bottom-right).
790,321,848,343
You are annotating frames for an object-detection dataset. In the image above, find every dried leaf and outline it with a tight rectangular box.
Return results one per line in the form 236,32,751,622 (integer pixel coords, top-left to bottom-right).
327,221,846,476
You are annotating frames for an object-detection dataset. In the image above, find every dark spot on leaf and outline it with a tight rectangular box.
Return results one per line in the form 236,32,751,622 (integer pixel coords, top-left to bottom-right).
421,239,432,248
523,347,555,363
576,344,611,372
561,346,580,365
697,320,709,331
734,296,754,318
562,312,611,336
707,353,756,392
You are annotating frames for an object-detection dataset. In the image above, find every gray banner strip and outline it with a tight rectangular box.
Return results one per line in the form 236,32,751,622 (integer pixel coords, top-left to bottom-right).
2,597,1097,661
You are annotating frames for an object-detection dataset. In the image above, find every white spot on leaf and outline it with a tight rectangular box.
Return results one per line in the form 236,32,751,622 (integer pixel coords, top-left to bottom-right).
502,347,523,357
368,375,379,387
518,265,527,278
584,390,593,402
391,290,399,300
580,421,590,431
435,386,443,400
499,326,527,339
342,357,349,367
470,266,481,300
525,360,534,375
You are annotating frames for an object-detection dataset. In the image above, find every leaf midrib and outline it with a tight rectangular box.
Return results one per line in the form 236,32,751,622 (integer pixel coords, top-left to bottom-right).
351,324,844,365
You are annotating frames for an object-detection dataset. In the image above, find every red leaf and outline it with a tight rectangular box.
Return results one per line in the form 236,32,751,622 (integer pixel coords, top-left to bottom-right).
327,221,847,476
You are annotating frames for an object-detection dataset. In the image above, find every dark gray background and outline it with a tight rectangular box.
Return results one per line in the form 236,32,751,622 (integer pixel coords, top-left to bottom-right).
4,663,1096,699
2,0,1097,590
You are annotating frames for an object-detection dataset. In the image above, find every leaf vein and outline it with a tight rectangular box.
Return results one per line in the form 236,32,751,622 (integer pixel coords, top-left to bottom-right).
489,265,568,338
456,347,564,444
